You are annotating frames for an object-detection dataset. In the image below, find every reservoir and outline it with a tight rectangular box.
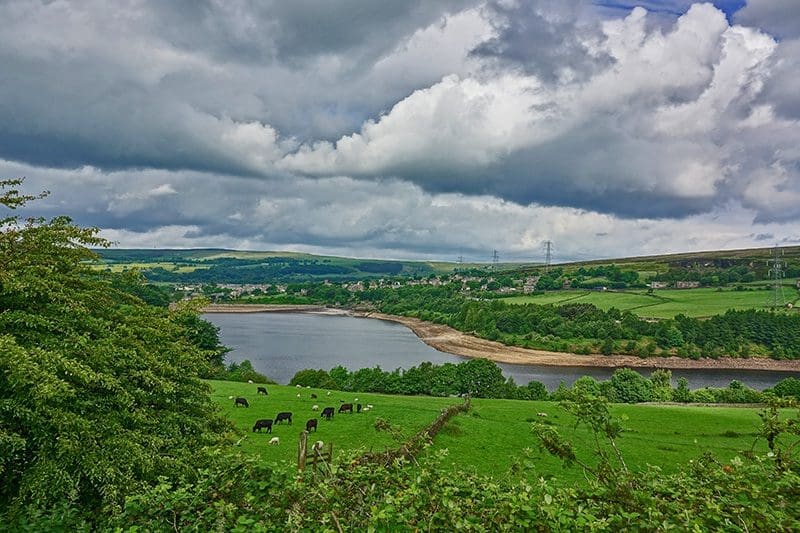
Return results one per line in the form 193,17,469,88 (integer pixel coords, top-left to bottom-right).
204,312,798,391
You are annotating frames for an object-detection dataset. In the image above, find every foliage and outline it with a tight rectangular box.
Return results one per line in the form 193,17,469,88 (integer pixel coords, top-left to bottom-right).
208,359,276,384
100,390,800,530
0,179,228,520
608,368,653,403
771,377,800,401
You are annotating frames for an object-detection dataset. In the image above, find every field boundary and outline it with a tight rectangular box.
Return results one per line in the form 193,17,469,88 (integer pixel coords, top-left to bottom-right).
354,395,471,467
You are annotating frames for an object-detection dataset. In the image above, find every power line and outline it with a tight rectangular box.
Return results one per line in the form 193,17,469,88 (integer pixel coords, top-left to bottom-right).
491,249,499,270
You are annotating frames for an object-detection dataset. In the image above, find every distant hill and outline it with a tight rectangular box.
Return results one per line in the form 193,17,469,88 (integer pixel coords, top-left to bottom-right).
92,248,482,283
93,245,800,285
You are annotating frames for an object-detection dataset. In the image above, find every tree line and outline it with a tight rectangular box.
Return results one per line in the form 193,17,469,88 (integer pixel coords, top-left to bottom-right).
289,360,799,404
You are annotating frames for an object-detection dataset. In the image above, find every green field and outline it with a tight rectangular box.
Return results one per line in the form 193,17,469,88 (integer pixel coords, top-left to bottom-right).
210,381,772,485
90,261,208,273
502,287,800,318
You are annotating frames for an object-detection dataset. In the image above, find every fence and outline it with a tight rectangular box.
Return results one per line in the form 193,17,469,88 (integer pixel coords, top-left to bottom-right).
297,430,333,473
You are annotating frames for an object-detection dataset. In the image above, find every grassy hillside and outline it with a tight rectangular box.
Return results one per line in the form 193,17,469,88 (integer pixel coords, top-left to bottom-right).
93,248,484,282
210,381,772,486
502,286,800,318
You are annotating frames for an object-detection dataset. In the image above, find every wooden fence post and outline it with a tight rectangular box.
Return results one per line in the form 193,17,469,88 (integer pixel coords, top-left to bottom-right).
298,430,308,472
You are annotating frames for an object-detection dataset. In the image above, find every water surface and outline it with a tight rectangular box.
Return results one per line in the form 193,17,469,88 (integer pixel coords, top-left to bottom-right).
205,312,798,391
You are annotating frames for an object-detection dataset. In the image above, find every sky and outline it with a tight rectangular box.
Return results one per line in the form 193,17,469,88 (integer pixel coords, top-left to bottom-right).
1,0,799,263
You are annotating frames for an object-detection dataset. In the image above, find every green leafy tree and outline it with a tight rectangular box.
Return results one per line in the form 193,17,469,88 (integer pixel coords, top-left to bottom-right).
455,358,505,398
609,368,653,403
0,179,227,519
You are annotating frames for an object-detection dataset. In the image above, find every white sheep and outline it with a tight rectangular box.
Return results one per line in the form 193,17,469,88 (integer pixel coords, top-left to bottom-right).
228,395,234,400
362,407,370,412
296,393,301,398
312,440,324,452
537,412,548,418
326,391,331,396
296,384,302,388
367,404,373,409
247,379,254,384
269,437,280,445
312,404,319,411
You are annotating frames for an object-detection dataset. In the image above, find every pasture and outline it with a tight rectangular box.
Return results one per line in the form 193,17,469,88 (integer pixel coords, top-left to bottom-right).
209,381,774,485
502,287,800,318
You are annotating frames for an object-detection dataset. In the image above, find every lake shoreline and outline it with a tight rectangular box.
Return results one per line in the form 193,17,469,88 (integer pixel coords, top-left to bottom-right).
203,304,800,373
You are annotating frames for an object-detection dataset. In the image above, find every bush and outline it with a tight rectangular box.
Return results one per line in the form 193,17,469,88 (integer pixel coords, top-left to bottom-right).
771,377,800,401
610,368,653,403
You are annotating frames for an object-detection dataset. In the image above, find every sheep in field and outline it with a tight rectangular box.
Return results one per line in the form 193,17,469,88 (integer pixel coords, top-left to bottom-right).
312,404,319,411
312,441,324,452
269,437,280,445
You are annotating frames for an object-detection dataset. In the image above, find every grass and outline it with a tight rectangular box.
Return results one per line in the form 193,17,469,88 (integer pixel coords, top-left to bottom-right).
89,261,207,273
209,381,776,486
502,287,800,318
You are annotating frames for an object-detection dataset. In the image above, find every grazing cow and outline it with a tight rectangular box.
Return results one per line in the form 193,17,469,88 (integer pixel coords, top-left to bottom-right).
269,437,280,445
274,411,293,425
234,397,249,408
306,419,318,432
311,393,317,399
320,407,334,420
252,419,273,433
339,403,353,414
257,386,268,395
356,403,362,413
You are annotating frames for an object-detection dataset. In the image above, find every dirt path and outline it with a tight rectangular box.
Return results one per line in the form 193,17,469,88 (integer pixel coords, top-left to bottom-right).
203,304,800,372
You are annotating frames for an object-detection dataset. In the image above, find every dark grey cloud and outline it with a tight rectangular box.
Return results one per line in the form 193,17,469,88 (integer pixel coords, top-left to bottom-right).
471,1,607,82
149,0,475,66
0,0,483,173
734,0,800,39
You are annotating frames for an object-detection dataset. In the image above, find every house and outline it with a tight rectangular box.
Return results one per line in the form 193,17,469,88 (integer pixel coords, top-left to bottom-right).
647,281,668,289
675,281,700,289
523,276,540,294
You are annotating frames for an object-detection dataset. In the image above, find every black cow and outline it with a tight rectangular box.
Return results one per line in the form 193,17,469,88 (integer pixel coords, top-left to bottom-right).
274,411,293,425
252,419,273,433
339,403,353,414
320,407,334,420
310,393,317,399
234,397,249,408
305,419,318,432
257,386,268,395
356,403,362,413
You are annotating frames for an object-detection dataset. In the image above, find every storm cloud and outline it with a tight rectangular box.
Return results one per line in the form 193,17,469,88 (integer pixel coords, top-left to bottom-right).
1,1,799,260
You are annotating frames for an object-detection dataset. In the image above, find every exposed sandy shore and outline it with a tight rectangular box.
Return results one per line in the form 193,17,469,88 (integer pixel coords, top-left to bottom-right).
203,304,800,372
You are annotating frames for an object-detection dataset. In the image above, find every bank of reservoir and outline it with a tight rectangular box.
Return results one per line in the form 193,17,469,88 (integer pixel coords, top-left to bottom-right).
204,312,797,390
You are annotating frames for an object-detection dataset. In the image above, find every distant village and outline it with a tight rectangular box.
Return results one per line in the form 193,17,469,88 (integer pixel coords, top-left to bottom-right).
172,271,760,301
